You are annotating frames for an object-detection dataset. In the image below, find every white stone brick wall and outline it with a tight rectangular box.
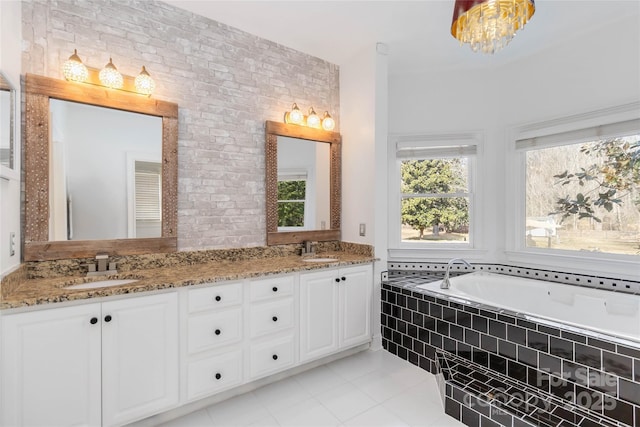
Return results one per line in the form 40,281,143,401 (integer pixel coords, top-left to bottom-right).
22,0,340,250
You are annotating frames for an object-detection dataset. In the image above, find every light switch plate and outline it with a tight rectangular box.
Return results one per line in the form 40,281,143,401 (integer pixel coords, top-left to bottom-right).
359,223,366,236
9,232,16,256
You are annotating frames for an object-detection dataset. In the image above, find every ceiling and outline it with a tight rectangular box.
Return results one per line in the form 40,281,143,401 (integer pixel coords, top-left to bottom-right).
166,0,639,75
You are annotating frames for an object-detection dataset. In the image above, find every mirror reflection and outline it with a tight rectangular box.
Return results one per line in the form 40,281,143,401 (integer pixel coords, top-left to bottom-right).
0,72,15,169
277,136,330,231
49,100,162,241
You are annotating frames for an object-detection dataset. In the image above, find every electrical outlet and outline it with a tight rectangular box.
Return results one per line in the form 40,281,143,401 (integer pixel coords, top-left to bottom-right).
381,271,389,282
9,232,16,256
321,220,326,230
359,223,366,236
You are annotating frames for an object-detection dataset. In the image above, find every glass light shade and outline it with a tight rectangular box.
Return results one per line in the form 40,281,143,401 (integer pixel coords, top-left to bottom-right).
99,58,123,89
62,49,89,82
306,107,321,129
286,103,304,125
321,111,335,131
134,66,155,95
451,0,535,54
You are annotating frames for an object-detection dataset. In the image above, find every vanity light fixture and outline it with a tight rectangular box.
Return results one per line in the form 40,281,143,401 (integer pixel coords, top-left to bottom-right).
451,0,535,54
62,49,156,96
134,66,156,96
321,111,335,131
284,102,304,125
283,103,336,131
98,57,124,89
306,107,321,129
62,49,89,83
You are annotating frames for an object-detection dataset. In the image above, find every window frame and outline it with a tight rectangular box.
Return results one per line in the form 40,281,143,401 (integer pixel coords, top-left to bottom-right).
506,102,640,279
388,132,483,258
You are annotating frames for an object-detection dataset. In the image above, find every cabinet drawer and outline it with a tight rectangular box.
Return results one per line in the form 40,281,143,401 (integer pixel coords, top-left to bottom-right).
187,349,243,401
249,298,294,338
249,276,294,302
187,308,242,354
249,335,295,379
188,281,242,313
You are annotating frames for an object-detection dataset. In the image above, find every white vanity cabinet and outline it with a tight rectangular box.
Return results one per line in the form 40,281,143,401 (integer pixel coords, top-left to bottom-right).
247,275,296,380
299,264,372,362
1,292,179,427
183,281,245,402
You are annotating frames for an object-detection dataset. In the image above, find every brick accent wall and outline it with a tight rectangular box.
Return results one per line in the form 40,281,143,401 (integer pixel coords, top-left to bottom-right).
22,0,340,250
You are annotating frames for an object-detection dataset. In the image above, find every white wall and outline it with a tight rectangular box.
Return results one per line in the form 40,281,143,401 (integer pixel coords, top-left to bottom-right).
0,0,22,278
388,12,640,273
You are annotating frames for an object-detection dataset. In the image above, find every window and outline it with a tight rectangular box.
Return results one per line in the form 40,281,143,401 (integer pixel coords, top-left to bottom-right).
277,171,308,229
517,118,639,257
391,135,478,248
133,160,162,238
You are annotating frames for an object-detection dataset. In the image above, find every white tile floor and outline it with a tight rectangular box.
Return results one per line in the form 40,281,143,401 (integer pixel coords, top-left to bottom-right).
159,350,465,427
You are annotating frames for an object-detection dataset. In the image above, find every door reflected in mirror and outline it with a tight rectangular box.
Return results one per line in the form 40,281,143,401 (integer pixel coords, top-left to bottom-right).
49,100,162,241
277,137,330,231
0,72,15,170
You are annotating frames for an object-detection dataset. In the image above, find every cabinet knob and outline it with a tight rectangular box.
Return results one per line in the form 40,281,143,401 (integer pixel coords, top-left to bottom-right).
335,278,340,283
341,277,346,281
214,329,221,335
90,317,98,325
272,286,278,292
215,295,221,302
104,315,112,323
272,316,278,322
215,373,222,380
272,354,278,361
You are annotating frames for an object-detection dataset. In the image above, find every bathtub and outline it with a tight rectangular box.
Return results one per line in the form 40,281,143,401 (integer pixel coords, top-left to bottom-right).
416,271,640,345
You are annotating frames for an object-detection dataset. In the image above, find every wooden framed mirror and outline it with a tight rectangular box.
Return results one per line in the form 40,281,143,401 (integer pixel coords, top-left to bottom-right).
24,74,178,261
265,120,341,245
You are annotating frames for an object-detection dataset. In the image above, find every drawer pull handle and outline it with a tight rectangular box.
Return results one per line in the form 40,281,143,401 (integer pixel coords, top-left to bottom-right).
215,373,222,380
214,329,221,335
341,277,346,281
272,316,278,322
272,286,278,292
90,317,98,325
215,295,221,302
272,354,278,361
335,278,340,283
104,315,112,323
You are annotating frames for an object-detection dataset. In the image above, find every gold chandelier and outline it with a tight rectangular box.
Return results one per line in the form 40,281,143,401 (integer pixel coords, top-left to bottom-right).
451,0,535,54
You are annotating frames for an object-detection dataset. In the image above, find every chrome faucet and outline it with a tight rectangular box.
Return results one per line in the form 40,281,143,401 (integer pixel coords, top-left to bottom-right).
441,258,472,289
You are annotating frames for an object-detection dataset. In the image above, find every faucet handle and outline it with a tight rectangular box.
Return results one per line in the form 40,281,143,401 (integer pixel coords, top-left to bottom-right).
96,253,109,260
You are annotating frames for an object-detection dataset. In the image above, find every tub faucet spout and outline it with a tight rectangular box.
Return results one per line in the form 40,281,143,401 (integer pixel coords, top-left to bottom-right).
441,258,472,289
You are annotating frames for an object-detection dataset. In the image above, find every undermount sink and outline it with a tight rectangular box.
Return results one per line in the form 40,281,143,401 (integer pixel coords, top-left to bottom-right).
64,279,139,290
302,258,339,263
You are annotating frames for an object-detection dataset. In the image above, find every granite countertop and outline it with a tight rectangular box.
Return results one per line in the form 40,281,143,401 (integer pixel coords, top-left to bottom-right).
1,251,375,310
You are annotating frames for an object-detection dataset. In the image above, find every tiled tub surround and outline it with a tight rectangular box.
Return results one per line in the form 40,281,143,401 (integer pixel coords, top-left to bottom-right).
0,242,374,309
381,267,640,427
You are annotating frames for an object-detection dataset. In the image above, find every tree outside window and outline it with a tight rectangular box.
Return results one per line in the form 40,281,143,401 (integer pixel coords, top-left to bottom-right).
277,180,306,227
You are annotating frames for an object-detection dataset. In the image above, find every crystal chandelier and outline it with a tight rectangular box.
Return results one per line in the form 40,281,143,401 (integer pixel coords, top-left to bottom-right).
451,0,535,54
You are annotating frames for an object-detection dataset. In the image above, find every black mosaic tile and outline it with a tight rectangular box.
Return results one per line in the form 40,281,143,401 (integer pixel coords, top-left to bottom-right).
430,302,442,318
407,324,418,339
517,319,537,330
587,337,616,352
538,325,561,337
518,346,538,368
423,315,435,331
489,406,513,426
619,378,640,406
603,395,634,425
574,344,601,370
466,329,480,347
479,309,497,319
528,331,549,352
450,324,464,341
457,311,472,328
480,415,500,427
508,325,527,346
561,331,587,344
550,377,574,402
445,396,461,420
574,385,604,413
397,346,408,360
444,337,457,353
550,336,574,360
497,313,516,324
488,320,506,339
499,340,517,360
473,315,488,333
458,342,472,360
473,350,489,368
635,359,640,382
481,335,498,353
602,351,633,379
462,404,480,427
563,361,588,386
443,306,456,322
539,353,562,377
588,369,617,396
617,345,640,359
437,320,449,335
508,360,528,382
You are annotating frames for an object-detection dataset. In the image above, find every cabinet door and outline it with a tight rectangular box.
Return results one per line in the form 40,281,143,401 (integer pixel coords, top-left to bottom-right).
299,270,339,362
339,264,372,348
101,292,179,427
1,303,102,427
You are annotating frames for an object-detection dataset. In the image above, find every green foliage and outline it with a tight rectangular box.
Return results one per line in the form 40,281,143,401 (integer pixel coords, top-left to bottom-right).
278,181,306,227
552,138,640,223
400,159,469,237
